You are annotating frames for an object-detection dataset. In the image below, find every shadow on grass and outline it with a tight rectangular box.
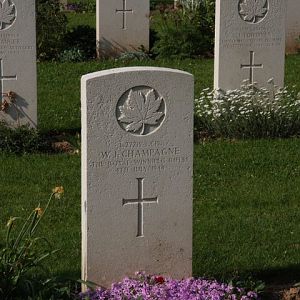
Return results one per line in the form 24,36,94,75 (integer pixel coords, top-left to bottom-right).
44,128,81,136
254,265,300,284
194,264,300,285
54,270,81,282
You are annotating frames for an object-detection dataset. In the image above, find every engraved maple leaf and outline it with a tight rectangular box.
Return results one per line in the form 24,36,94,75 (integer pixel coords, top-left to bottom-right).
0,0,15,30
118,89,164,135
240,0,267,23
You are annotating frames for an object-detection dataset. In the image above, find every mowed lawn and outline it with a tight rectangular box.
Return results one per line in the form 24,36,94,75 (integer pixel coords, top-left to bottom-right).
37,55,300,132
194,139,300,283
0,55,300,284
0,139,300,283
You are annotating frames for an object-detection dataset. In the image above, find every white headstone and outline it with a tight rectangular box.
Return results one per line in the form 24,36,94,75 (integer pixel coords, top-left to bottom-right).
81,67,193,287
96,0,149,57
214,0,287,91
0,0,37,127
286,0,300,54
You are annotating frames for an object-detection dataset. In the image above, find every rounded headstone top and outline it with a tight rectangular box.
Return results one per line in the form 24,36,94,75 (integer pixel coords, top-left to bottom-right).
81,67,193,82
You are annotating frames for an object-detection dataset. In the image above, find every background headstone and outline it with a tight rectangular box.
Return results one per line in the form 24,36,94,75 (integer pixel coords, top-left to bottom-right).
96,0,149,57
0,0,37,127
81,67,193,287
214,0,287,91
286,0,300,54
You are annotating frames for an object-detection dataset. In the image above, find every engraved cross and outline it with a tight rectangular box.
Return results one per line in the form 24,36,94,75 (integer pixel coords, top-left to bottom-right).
122,178,158,238
116,0,133,30
241,51,263,84
0,59,16,98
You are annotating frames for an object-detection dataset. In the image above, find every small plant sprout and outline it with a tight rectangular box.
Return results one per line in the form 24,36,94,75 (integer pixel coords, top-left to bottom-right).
0,187,64,299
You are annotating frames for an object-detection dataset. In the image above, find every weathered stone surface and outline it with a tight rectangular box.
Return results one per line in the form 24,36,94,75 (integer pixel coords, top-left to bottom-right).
0,0,37,127
214,0,286,90
81,67,193,287
96,0,149,57
286,0,300,54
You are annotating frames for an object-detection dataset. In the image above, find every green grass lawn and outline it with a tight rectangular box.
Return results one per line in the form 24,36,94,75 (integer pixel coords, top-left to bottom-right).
2,49,300,289
37,58,213,132
38,54,300,132
194,139,300,283
0,7,299,297
0,154,81,278
0,139,300,285
35,55,300,285
66,12,96,29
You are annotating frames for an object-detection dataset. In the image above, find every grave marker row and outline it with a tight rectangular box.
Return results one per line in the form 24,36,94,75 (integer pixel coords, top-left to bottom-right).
0,0,297,290
82,0,297,288
1,0,299,127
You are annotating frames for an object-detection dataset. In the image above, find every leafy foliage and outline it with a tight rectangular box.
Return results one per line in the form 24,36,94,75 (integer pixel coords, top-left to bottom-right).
175,0,207,11
117,51,150,62
151,2,215,58
63,25,96,61
0,123,53,154
150,0,174,10
0,122,80,154
228,275,266,296
59,47,86,62
0,191,60,299
36,0,68,60
0,122,51,154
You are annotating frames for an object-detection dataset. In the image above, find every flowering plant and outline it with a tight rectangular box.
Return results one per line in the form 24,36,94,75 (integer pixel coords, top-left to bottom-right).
80,272,259,300
194,80,300,139
0,187,64,299
175,0,212,11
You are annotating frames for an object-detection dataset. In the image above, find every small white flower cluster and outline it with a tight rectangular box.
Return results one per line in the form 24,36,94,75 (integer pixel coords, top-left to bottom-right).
194,80,300,137
175,0,202,10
